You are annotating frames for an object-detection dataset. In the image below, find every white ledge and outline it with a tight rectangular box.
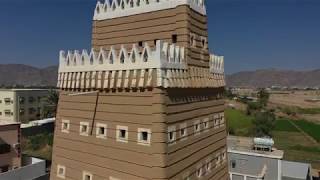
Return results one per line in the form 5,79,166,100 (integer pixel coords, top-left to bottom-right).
94,0,206,20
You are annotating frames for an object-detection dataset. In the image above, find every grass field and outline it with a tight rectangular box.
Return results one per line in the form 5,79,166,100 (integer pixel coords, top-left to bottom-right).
225,109,254,136
274,118,299,132
291,120,320,142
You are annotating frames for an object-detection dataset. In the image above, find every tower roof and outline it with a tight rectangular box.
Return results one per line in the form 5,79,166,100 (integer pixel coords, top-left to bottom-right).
94,0,206,20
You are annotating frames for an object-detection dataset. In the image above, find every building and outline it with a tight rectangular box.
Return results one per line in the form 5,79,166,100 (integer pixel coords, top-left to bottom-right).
0,89,49,123
0,156,47,180
51,0,227,180
0,121,21,173
228,136,313,180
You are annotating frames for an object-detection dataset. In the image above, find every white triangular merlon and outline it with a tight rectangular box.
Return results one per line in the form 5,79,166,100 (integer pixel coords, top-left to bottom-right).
94,0,206,20
59,40,187,73
209,54,224,75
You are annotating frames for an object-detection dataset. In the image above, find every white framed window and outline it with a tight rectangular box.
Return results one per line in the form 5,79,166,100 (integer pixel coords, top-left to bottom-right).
182,172,190,180
137,128,151,146
222,150,227,161
61,120,70,133
116,125,128,143
80,122,90,136
216,153,221,167
83,171,93,180
196,164,203,178
206,158,212,173
220,112,225,127
96,123,107,139
190,33,196,47
167,126,176,145
179,123,188,141
203,118,210,132
200,36,207,49
194,120,201,136
214,114,220,129
57,165,66,179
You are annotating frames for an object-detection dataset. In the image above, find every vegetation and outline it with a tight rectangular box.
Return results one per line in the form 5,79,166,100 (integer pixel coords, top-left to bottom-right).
257,89,270,107
42,89,59,118
297,107,320,114
252,111,276,137
225,109,254,136
291,120,320,142
22,132,54,160
274,118,299,132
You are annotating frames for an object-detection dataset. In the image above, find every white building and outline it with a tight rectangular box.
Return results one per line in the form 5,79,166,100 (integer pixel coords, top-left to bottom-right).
0,89,49,123
228,136,313,180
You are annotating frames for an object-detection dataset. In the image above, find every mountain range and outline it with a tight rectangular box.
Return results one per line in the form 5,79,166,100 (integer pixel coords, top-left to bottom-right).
0,64,319,88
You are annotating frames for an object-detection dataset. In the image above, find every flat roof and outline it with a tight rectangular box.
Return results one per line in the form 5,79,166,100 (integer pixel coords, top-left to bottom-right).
282,160,311,179
0,89,50,92
0,120,20,126
228,136,284,159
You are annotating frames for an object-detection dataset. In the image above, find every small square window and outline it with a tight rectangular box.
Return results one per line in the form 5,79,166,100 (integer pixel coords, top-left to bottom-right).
138,41,143,47
116,126,128,143
203,118,210,132
61,120,70,133
194,120,201,136
168,126,176,145
206,159,212,172
196,166,203,178
96,123,107,139
57,165,66,179
137,128,151,146
83,171,93,180
179,123,188,140
80,122,90,136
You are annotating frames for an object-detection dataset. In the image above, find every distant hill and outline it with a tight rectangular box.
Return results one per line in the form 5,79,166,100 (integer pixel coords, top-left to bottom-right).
227,69,320,88
0,65,319,88
0,64,58,87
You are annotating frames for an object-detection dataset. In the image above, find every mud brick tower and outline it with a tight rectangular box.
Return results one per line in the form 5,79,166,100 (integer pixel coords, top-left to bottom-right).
51,0,228,179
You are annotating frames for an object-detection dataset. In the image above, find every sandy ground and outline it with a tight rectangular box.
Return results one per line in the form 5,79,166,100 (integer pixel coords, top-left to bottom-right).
269,90,320,109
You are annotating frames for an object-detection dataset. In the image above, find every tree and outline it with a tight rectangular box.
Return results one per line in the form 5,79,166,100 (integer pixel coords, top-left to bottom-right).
253,111,276,137
257,89,270,107
42,89,59,118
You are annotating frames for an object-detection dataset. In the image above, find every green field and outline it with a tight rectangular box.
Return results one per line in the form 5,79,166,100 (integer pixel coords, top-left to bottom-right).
225,109,254,136
274,118,299,132
298,107,320,114
292,120,320,142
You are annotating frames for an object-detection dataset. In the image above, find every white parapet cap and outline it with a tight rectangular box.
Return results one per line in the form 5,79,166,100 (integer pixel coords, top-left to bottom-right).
94,0,206,20
58,40,187,73
209,54,224,74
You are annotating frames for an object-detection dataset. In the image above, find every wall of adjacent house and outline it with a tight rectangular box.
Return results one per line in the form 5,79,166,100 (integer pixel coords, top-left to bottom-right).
0,124,21,172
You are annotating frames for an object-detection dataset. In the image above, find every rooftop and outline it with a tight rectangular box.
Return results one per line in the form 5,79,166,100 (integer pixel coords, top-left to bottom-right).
0,89,50,92
282,160,311,179
0,120,20,126
227,136,284,159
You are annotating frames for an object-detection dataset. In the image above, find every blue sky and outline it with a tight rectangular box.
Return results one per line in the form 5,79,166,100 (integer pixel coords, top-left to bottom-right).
0,0,319,73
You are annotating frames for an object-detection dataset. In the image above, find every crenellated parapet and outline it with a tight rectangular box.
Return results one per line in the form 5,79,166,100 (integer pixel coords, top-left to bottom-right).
210,54,226,87
57,41,225,90
94,0,206,20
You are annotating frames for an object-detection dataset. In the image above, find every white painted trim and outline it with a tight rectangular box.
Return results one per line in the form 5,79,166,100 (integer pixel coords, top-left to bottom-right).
61,119,70,134
137,128,151,146
94,0,206,21
228,149,284,159
79,122,90,137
